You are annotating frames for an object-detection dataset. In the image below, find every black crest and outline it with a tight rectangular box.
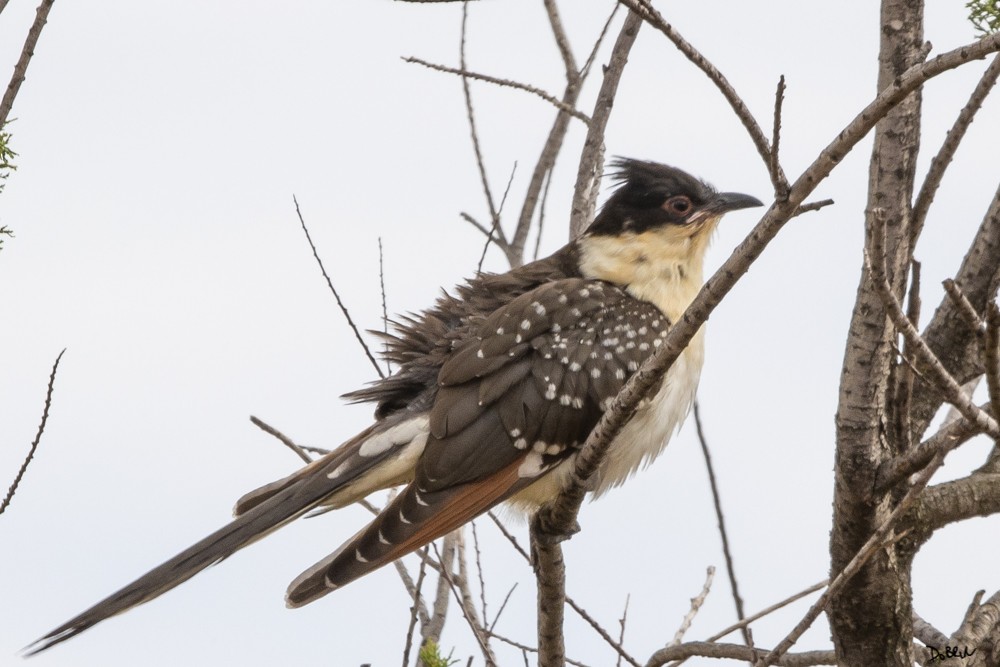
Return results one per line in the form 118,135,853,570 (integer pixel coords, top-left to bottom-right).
586,158,717,236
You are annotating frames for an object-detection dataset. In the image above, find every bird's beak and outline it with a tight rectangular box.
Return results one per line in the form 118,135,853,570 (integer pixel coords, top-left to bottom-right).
709,191,765,214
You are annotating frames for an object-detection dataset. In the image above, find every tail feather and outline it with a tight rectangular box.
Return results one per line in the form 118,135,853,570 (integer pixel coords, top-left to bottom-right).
25,414,429,656
285,457,527,608
23,481,325,656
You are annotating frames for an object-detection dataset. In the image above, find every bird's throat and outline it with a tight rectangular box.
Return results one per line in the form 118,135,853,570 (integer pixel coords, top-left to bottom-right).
577,221,716,324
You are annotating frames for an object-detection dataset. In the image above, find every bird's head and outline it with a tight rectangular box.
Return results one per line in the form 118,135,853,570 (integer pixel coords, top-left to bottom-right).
586,158,763,239
578,158,763,320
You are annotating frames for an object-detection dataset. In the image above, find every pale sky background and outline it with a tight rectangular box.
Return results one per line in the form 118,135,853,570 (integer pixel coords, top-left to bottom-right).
1,2,999,666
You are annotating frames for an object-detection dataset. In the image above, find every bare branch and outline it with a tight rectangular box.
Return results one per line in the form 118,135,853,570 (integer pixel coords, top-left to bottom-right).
532,514,567,667
486,512,639,666
401,555,429,667
910,471,1000,535
248,415,312,464
292,195,385,379
620,0,788,193
705,580,828,644
894,260,921,451
646,642,835,667
692,403,748,645
580,4,621,79
404,56,592,125
873,402,988,495
1,348,65,516
912,611,950,649
911,181,1000,435
543,0,579,80
867,210,1000,440
668,567,715,647
0,0,56,128
986,304,1000,428
530,33,1000,665
424,534,455,644
942,278,985,330
378,237,391,376
790,199,835,218
568,10,643,238
486,630,598,667
477,162,517,273
951,590,1000,658
488,583,517,633
770,75,788,198
456,3,501,259
616,594,630,667
533,166,553,262
911,52,1000,245
470,521,488,628
758,447,949,666
460,211,509,250
430,539,497,666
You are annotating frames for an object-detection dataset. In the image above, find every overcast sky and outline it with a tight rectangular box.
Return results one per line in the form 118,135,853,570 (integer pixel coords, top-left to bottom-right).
2,2,999,666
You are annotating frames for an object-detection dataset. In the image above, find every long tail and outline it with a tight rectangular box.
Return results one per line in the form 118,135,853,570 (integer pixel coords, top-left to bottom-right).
23,479,327,655
24,416,426,655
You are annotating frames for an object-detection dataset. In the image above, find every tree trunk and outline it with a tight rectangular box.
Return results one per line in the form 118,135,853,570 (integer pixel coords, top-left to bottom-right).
830,1,924,665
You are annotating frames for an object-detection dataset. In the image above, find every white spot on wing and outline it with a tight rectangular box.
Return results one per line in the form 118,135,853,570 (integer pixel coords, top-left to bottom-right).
359,416,430,458
355,549,369,563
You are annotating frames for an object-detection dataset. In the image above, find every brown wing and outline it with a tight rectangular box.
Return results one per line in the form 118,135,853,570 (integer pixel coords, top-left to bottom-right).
286,278,670,605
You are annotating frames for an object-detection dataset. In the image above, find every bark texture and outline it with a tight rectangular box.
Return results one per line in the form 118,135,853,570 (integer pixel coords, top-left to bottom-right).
829,1,924,665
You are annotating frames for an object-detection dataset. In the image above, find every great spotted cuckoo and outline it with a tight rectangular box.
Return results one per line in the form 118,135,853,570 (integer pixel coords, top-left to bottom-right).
27,158,762,654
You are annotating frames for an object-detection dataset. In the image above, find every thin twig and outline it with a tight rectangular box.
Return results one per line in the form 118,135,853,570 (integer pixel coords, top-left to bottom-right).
477,162,517,273
401,555,429,667
378,237,391,376
985,304,1000,428
874,403,988,494
706,580,828,643
249,415,311,464
770,75,788,199
486,512,640,666
1,348,65,516
911,52,1000,246
292,195,384,379
580,3,621,79
756,448,949,666
488,583,517,633
533,166,553,262
404,57,592,125
486,630,597,667
543,0,578,79
895,260,921,451
867,209,1000,441
668,567,715,647
616,594,631,667
430,540,497,666
460,211,509,249
0,0,56,128
568,9,643,238
621,0,788,192
789,199,835,218
470,521,489,628
457,3,500,250
942,278,985,330
693,402,748,644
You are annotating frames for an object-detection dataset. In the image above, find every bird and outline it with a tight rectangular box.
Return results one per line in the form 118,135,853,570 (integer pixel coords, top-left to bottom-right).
26,158,762,654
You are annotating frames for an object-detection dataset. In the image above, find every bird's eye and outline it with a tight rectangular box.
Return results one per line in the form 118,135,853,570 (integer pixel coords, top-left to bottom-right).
663,195,692,217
